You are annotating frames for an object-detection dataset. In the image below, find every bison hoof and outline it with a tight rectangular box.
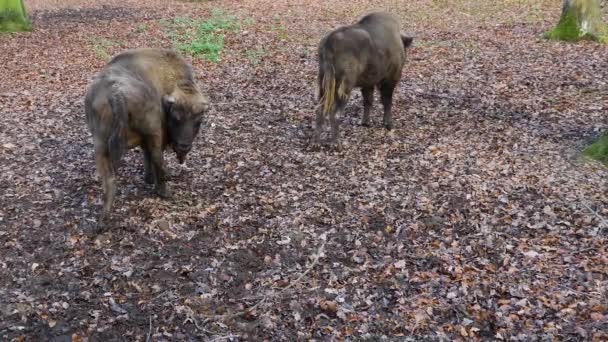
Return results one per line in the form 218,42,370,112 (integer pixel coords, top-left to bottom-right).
156,185,170,199
93,215,107,235
309,143,322,152
361,120,371,127
329,141,343,152
384,123,393,130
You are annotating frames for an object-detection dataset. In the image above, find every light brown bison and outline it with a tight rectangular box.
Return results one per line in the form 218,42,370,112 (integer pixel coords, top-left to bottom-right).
85,48,209,230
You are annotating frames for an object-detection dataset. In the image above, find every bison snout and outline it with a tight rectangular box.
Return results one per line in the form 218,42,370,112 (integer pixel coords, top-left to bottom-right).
175,143,191,154
174,143,191,164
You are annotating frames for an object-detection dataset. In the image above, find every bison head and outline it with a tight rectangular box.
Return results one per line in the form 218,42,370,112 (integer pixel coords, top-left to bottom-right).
163,81,209,164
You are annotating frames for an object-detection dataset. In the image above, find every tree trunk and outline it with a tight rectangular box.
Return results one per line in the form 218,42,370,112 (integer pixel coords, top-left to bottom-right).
0,0,30,32
546,0,607,43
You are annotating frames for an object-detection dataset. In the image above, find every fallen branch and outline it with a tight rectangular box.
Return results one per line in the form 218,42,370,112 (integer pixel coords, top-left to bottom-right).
145,316,152,342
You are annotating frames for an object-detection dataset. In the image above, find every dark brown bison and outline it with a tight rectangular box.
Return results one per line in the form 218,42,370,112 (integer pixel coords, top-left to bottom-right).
313,12,413,149
84,48,209,230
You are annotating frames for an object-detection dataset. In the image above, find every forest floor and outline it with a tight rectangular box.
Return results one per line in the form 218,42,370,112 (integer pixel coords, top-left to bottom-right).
1,0,607,340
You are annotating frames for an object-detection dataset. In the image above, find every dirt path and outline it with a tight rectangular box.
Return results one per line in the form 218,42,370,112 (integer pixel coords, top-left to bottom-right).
1,0,607,340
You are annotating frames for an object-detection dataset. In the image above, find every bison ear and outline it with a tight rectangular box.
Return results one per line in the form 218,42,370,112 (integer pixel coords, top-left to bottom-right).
401,35,414,49
162,95,176,114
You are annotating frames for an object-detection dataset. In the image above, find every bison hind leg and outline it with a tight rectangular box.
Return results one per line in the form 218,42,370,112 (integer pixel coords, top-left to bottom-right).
361,86,374,127
311,107,327,147
379,80,398,130
94,144,117,231
143,135,169,199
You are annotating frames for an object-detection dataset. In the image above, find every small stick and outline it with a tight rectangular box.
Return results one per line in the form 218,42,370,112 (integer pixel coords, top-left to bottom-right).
145,315,152,342
582,202,608,234
278,239,326,293
209,335,240,342
557,284,601,298
203,239,328,323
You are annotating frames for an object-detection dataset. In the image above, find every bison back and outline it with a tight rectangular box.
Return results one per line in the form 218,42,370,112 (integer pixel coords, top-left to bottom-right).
358,12,404,60
105,48,194,95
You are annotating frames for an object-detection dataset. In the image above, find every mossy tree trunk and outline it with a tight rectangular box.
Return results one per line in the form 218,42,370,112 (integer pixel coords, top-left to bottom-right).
0,0,30,32
584,133,608,165
546,0,607,43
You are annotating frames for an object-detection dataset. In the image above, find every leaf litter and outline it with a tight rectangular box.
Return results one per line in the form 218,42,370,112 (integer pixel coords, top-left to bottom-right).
0,0,607,340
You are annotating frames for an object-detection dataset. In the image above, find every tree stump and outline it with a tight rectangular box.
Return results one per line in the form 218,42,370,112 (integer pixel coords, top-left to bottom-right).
545,0,607,43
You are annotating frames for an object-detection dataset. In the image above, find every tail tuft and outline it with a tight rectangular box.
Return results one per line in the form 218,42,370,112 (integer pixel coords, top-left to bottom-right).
321,70,336,114
107,93,128,168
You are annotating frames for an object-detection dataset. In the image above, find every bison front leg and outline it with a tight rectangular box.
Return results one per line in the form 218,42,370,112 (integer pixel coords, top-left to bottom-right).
95,145,116,231
143,146,168,184
380,81,397,130
143,147,154,184
144,135,169,198
361,87,374,127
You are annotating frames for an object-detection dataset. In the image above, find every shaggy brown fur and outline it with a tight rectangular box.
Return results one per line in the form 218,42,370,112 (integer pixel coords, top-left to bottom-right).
313,12,413,149
84,48,209,231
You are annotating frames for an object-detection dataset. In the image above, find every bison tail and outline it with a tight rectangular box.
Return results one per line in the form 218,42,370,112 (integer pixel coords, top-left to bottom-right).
319,65,336,115
107,94,128,168
319,62,348,115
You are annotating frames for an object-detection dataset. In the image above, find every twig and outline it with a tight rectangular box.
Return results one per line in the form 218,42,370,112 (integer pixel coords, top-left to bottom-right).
278,239,326,293
209,335,240,342
557,284,601,298
182,305,240,341
182,305,217,335
203,239,328,323
145,315,152,342
582,202,608,234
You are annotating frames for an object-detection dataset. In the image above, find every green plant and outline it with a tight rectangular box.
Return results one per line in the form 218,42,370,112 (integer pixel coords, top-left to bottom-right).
88,38,121,61
244,48,266,65
242,17,255,26
268,14,289,40
134,23,147,33
584,133,608,166
162,9,241,62
431,0,448,8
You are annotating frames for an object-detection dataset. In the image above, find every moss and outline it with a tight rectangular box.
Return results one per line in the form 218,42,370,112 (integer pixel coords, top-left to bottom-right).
545,12,581,41
0,1,31,32
545,2,607,43
584,133,608,166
